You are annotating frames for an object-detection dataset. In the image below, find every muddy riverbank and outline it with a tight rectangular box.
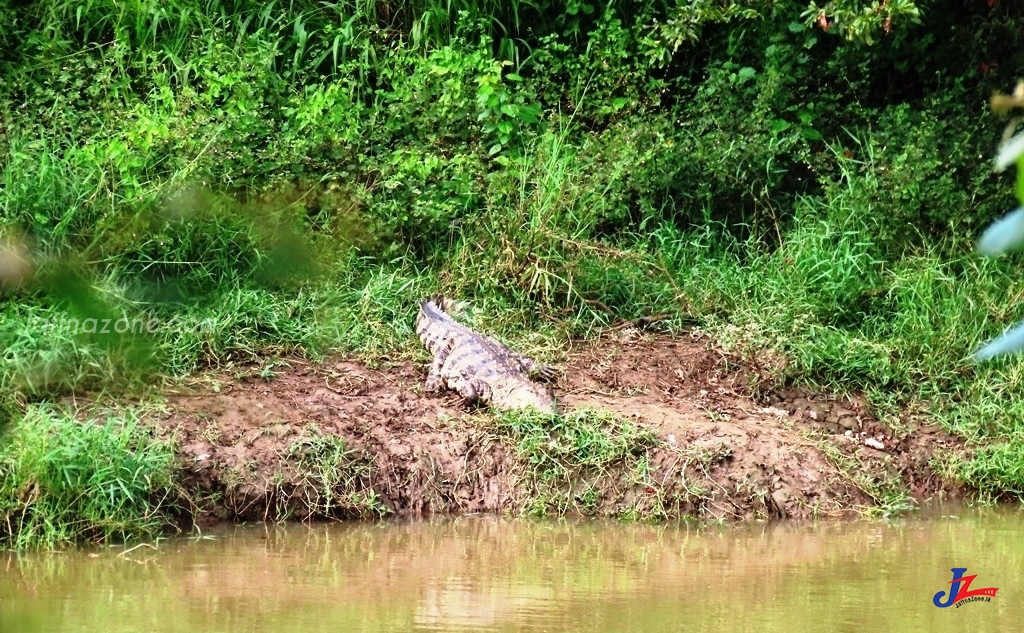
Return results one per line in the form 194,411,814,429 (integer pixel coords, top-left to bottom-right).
152,331,964,524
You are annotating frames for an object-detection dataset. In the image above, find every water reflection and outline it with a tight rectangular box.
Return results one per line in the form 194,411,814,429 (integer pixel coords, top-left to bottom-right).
1,509,1022,633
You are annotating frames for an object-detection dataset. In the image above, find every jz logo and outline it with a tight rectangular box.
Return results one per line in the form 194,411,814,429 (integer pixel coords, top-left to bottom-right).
933,568,998,608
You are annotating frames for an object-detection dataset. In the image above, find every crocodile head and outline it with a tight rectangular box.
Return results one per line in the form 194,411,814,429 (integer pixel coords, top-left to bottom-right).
488,379,558,415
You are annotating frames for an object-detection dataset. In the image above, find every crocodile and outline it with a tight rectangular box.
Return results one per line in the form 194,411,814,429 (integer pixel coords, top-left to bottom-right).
415,296,558,414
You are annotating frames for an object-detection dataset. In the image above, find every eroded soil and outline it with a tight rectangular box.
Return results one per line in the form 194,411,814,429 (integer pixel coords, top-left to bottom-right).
153,330,964,524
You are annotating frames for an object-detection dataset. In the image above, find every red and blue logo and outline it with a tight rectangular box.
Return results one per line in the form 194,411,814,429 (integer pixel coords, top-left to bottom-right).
933,568,999,608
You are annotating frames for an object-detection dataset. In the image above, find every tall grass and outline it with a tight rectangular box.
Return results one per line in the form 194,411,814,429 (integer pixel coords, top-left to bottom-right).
6,0,568,88
0,407,181,549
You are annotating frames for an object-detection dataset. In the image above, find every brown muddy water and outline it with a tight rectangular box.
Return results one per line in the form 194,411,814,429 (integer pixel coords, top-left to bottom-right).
2,509,1022,633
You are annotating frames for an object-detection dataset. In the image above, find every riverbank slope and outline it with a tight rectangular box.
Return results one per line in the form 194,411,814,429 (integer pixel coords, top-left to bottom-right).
153,331,962,524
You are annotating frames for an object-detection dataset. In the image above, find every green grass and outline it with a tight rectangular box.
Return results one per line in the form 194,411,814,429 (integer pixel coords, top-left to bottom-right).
491,407,661,517
288,429,390,519
654,197,1024,498
0,406,181,549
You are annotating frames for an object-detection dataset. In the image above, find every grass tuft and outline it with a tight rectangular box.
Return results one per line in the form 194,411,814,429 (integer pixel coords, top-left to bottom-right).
288,429,389,519
492,407,659,517
0,406,181,549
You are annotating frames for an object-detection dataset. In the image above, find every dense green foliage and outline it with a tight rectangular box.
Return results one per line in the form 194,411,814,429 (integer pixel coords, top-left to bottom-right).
3,0,1024,532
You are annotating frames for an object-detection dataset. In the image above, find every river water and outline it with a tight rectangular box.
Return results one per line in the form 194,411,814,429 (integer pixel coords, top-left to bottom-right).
1,508,1021,632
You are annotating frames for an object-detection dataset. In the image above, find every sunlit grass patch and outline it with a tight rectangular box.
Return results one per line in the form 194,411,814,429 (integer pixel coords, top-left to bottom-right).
954,437,1024,500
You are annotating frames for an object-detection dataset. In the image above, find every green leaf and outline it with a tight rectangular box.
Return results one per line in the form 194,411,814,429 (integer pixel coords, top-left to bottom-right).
518,104,542,123
802,128,823,141
506,73,523,82
1016,157,1024,206
488,143,503,156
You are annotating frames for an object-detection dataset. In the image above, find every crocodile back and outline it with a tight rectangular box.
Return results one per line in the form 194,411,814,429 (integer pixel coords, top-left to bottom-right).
416,296,557,414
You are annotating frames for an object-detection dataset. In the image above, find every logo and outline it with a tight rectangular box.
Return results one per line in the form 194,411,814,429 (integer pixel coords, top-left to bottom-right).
933,568,999,608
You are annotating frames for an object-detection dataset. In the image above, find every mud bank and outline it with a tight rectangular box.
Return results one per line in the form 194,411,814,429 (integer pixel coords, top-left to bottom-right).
153,331,964,524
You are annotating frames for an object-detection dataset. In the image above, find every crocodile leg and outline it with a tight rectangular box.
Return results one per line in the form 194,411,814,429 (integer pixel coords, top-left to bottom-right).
517,355,558,382
455,378,491,407
425,339,454,391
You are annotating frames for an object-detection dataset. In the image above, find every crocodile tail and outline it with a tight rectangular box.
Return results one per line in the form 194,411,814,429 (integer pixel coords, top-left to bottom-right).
417,296,456,336
422,295,463,316
417,295,464,355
